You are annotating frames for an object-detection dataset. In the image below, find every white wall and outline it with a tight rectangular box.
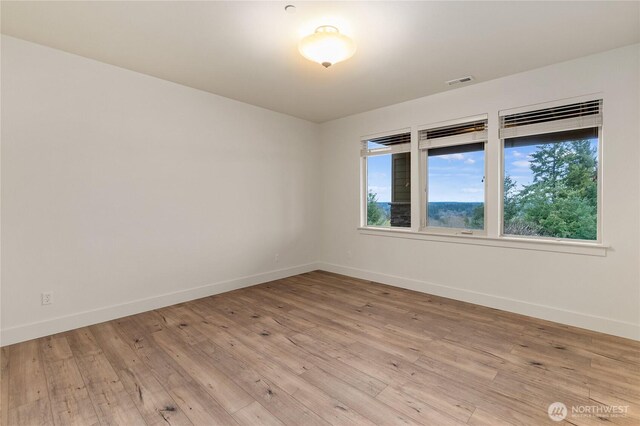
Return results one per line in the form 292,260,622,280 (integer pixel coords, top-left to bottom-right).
319,44,640,340
1,36,321,345
2,35,639,345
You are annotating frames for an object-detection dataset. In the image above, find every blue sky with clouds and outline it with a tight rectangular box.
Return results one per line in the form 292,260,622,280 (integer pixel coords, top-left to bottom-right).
366,155,393,202
367,151,486,203
504,139,598,191
504,146,536,190
428,151,485,202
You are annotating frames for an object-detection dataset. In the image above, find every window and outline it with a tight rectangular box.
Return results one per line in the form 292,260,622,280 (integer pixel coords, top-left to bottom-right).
419,118,487,233
358,97,604,254
361,131,411,228
500,100,602,241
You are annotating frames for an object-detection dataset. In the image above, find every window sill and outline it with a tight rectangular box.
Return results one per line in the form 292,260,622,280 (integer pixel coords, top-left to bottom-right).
357,227,608,256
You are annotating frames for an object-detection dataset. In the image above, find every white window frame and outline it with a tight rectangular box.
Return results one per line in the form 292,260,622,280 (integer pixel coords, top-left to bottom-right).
418,115,489,236
360,128,412,228
357,95,608,256
498,96,603,244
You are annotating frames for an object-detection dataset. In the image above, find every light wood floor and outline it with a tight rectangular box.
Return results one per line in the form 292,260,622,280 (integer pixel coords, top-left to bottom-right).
1,271,639,425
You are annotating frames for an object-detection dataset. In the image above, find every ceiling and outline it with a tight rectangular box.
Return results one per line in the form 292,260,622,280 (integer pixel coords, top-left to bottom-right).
2,1,639,123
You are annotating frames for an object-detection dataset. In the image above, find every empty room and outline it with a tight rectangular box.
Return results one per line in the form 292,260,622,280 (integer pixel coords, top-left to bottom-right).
1,1,639,425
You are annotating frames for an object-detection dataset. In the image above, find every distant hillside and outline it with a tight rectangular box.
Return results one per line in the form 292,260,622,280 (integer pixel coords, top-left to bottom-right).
374,201,483,229
429,202,484,229
428,202,483,215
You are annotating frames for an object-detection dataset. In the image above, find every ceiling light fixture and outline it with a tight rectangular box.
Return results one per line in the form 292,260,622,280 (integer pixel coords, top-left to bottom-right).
298,25,356,68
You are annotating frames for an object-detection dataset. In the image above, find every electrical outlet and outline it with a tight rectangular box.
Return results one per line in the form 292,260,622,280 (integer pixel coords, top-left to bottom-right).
274,253,280,263
41,292,53,305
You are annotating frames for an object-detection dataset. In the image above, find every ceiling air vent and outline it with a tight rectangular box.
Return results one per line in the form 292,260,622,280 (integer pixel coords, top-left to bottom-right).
446,76,474,86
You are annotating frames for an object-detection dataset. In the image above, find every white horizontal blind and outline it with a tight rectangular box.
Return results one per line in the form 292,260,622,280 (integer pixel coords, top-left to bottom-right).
419,120,487,150
361,132,411,156
500,99,602,139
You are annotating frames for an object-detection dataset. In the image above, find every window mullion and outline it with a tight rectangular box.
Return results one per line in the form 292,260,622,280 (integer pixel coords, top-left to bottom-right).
486,112,500,238
410,128,420,232
360,155,367,228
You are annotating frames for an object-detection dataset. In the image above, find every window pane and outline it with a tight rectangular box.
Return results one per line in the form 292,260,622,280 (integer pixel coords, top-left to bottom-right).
427,145,485,229
367,153,411,227
503,128,598,240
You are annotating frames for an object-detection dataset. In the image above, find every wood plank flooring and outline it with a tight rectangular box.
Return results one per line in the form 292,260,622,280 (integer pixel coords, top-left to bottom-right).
1,271,639,425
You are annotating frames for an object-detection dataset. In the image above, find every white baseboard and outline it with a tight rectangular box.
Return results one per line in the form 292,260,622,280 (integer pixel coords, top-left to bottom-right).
0,262,320,346
317,262,640,341
3,261,638,345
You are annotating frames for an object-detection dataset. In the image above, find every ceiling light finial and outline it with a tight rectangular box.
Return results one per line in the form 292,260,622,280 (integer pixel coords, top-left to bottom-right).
299,25,356,68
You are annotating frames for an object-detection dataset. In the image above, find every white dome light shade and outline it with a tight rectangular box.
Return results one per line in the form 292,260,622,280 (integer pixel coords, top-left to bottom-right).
298,26,356,68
